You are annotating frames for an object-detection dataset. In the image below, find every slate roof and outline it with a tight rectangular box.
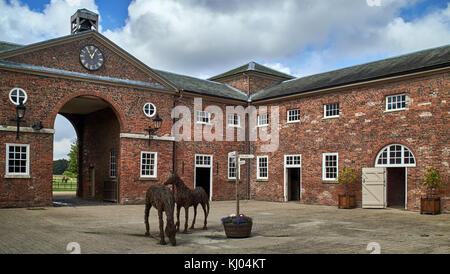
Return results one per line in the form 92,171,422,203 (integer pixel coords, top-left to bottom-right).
251,44,450,101
154,69,248,101
0,41,22,52
209,61,295,81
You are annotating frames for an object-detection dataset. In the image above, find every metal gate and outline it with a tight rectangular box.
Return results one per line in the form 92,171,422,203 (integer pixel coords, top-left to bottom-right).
362,167,386,208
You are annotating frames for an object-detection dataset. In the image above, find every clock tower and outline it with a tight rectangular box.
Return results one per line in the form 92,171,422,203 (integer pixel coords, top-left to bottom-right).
71,9,99,34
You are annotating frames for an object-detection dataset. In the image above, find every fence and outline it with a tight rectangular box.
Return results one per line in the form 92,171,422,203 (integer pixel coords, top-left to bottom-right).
52,178,77,191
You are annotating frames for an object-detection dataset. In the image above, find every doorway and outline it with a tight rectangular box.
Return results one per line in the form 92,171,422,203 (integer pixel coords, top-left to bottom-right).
287,168,301,201
284,154,302,202
387,167,406,208
194,154,213,200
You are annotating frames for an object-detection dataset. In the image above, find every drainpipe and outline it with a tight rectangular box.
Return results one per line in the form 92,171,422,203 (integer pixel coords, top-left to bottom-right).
172,89,184,175
246,101,251,200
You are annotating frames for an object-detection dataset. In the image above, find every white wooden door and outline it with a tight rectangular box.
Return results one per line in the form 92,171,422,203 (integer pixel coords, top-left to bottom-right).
362,167,386,208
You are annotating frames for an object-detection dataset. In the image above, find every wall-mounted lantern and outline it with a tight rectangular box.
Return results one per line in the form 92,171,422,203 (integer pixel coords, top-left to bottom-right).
147,113,162,146
10,101,26,139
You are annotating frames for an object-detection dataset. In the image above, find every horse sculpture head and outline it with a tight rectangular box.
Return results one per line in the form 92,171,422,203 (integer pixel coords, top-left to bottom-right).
166,220,177,246
164,173,183,187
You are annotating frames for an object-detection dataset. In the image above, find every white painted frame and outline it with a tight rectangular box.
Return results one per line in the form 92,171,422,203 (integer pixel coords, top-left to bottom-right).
257,113,268,127
322,152,338,181
385,93,406,112
227,154,240,180
140,151,158,178
323,103,340,118
286,109,300,123
196,110,211,124
227,113,240,127
256,155,269,179
142,102,156,118
5,143,30,178
375,144,416,167
8,88,28,105
284,154,302,202
194,154,213,201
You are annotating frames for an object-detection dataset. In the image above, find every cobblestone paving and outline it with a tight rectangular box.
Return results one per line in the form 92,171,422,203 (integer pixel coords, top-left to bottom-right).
0,194,448,254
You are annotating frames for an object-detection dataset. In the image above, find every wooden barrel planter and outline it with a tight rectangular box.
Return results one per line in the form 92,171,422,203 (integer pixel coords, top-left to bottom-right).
338,194,356,209
420,198,441,215
223,221,252,238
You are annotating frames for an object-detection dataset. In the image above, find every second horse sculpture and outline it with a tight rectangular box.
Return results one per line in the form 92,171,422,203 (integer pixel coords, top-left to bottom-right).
164,173,210,233
144,184,177,246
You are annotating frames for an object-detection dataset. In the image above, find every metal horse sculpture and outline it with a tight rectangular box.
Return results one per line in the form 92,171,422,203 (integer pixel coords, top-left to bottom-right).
144,184,177,246
164,173,210,233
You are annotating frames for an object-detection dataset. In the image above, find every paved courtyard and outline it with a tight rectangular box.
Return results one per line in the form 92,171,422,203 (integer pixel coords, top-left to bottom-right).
0,192,448,254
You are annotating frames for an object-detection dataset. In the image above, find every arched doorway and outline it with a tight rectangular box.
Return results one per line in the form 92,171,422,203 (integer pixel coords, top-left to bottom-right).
53,95,121,204
374,144,416,208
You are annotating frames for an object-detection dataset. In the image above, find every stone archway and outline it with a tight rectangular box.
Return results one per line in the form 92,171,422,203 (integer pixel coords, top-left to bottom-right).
53,95,121,202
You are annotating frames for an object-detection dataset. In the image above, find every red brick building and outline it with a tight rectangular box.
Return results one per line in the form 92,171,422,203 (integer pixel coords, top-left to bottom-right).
1,10,448,211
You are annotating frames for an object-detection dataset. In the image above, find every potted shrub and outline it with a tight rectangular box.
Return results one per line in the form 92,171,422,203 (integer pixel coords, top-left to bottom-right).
337,167,358,209
421,168,444,215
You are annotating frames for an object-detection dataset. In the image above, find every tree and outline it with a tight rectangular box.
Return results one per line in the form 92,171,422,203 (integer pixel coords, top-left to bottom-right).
67,140,78,176
53,159,68,175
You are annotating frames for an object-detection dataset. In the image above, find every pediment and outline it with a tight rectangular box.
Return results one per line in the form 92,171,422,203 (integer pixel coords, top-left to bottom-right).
0,31,177,91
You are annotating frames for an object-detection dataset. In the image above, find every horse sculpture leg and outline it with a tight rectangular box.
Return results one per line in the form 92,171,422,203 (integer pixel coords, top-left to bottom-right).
176,204,181,232
183,206,189,233
158,209,166,245
190,204,197,229
201,202,208,230
144,202,151,236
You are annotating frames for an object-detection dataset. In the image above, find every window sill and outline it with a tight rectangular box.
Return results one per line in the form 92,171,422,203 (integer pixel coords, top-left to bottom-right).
383,108,406,113
256,178,268,182
139,177,158,181
4,174,31,179
256,125,268,128
322,115,340,120
286,120,300,124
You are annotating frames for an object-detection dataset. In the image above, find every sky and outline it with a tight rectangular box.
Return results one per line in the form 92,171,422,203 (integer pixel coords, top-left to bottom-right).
1,0,449,159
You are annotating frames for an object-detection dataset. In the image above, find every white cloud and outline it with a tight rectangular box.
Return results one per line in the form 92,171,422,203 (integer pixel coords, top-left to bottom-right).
53,137,73,160
263,63,292,76
0,0,98,44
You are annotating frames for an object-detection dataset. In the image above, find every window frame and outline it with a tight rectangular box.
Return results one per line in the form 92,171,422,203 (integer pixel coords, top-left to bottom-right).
287,109,300,123
228,155,239,179
9,88,28,105
196,110,211,124
375,144,416,167
257,113,269,127
5,143,30,177
227,113,240,127
140,151,158,178
322,152,338,181
110,150,117,178
385,94,406,112
323,103,340,118
256,155,269,180
143,102,156,118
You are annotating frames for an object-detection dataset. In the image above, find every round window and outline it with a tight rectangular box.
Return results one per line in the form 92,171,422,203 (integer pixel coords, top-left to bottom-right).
9,88,27,105
143,103,156,117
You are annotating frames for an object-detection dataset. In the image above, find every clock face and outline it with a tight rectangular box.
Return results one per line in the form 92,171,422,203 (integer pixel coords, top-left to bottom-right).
79,45,104,71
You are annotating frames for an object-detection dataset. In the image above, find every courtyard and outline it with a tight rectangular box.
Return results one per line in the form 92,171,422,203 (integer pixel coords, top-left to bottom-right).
0,192,448,254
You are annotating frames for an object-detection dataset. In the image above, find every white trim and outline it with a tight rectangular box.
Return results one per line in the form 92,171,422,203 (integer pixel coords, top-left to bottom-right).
322,152,338,181
257,113,269,127
323,103,340,118
375,144,416,167
9,87,27,105
286,109,300,123
284,154,302,202
140,151,157,178
385,93,406,112
227,113,240,127
143,102,156,118
194,154,213,201
119,132,175,141
256,155,269,179
196,110,211,124
0,125,54,134
5,143,30,177
227,154,240,180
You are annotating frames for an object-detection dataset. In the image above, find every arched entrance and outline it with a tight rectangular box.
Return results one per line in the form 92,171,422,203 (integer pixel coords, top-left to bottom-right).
53,95,121,204
374,144,416,208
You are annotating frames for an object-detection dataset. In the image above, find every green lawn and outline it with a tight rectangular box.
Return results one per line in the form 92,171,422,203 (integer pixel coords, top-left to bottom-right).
52,175,77,191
